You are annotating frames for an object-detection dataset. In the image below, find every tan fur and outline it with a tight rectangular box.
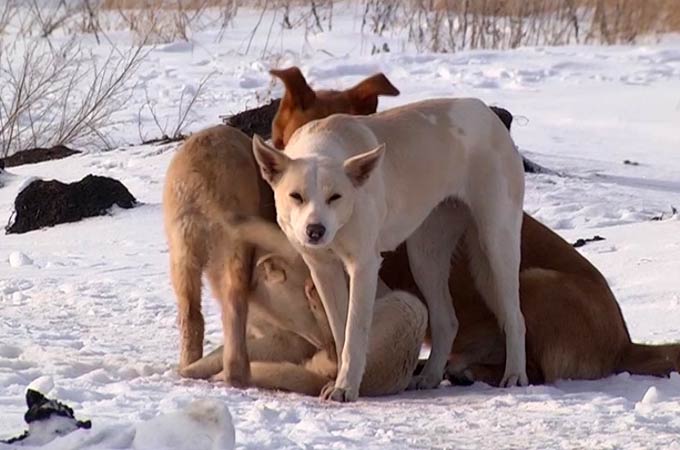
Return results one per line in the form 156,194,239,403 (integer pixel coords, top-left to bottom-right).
164,71,400,388
246,290,428,398
177,248,322,381
184,229,427,397
163,125,265,386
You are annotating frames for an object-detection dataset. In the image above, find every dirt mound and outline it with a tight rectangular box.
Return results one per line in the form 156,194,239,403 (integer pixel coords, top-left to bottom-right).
489,106,513,131
1,145,81,168
222,99,281,139
6,175,136,234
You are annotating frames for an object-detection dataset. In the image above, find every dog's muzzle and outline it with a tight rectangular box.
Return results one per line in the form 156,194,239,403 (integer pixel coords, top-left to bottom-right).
306,223,326,244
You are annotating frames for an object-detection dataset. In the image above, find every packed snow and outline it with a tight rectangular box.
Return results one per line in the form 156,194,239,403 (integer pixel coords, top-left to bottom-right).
1,4,680,449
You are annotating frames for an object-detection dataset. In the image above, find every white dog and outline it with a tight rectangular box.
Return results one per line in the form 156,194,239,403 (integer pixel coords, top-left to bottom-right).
252,98,527,402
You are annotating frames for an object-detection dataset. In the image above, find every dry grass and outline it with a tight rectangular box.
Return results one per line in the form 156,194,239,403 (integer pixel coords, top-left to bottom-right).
102,0,234,9
2,0,678,51
364,0,680,52
0,38,147,157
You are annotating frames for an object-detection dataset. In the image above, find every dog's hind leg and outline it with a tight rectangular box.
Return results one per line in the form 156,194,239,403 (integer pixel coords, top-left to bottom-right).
465,215,527,387
406,201,468,390
170,240,205,371
207,241,254,388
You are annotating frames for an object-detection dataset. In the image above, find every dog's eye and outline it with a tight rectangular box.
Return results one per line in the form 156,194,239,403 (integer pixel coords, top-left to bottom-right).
289,192,303,204
327,193,342,204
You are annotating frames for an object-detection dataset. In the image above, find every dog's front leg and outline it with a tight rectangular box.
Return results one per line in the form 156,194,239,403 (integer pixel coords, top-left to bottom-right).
303,253,349,369
322,255,381,402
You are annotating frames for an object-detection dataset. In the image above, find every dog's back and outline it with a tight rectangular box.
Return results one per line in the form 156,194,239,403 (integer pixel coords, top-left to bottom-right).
283,98,523,251
164,125,264,231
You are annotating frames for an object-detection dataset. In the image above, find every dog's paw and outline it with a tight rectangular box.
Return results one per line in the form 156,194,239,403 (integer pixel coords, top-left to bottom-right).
499,371,528,387
210,371,225,382
319,381,358,402
179,352,203,373
222,360,251,388
407,371,443,390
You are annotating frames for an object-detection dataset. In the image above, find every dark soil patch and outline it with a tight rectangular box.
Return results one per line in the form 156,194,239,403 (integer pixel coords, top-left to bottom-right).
221,98,281,139
490,106,513,131
522,157,554,174
6,175,136,234
487,106,552,175
1,145,81,168
572,235,605,248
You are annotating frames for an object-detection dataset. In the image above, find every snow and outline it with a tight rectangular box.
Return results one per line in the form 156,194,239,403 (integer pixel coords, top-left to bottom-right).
8,252,33,268
1,4,680,449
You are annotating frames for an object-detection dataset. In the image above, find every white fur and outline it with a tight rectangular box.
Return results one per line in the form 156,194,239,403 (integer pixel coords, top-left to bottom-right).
253,98,528,401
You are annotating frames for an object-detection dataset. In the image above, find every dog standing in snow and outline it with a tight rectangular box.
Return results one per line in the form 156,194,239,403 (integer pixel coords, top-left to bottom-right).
163,71,400,388
253,98,527,401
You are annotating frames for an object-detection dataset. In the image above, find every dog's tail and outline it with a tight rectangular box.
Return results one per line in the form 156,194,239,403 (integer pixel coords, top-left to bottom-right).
250,361,329,396
228,215,299,263
180,347,330,396
180,345,224,380
617,342,680,377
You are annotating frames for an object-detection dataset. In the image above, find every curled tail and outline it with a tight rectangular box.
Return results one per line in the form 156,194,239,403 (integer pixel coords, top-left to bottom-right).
180,345,223,379
250,361,329,396
617,343,680,377
227,215,299,263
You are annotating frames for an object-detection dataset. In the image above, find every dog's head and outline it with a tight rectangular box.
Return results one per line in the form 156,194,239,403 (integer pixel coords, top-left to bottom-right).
251,252,329,349
269,67,399,149
252,134,385,249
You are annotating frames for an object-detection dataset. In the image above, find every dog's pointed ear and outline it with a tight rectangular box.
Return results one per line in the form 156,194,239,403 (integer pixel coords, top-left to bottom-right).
347,73,400,114
343,144,385,187
252,134,290,185
26,389,46,408
255,254,288,284
270,67,316,110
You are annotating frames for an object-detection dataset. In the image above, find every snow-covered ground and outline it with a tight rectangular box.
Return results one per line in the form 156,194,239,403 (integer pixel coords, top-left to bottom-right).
1,4,680,449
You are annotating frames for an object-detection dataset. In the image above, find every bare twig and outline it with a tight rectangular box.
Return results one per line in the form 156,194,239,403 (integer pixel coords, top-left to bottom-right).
245,0,269,55
139,71,214,144
0,37,148,157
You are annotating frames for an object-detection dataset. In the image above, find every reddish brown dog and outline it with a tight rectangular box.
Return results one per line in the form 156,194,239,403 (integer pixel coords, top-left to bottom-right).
269,67,399,150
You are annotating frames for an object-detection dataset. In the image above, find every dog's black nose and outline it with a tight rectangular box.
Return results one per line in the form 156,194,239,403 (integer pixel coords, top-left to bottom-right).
306,223,326,242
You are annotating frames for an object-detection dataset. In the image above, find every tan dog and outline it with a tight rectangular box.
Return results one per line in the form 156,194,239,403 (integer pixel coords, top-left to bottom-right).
183,238,427,397
179,248,322,381
252,98,527,401
163,72,401,387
